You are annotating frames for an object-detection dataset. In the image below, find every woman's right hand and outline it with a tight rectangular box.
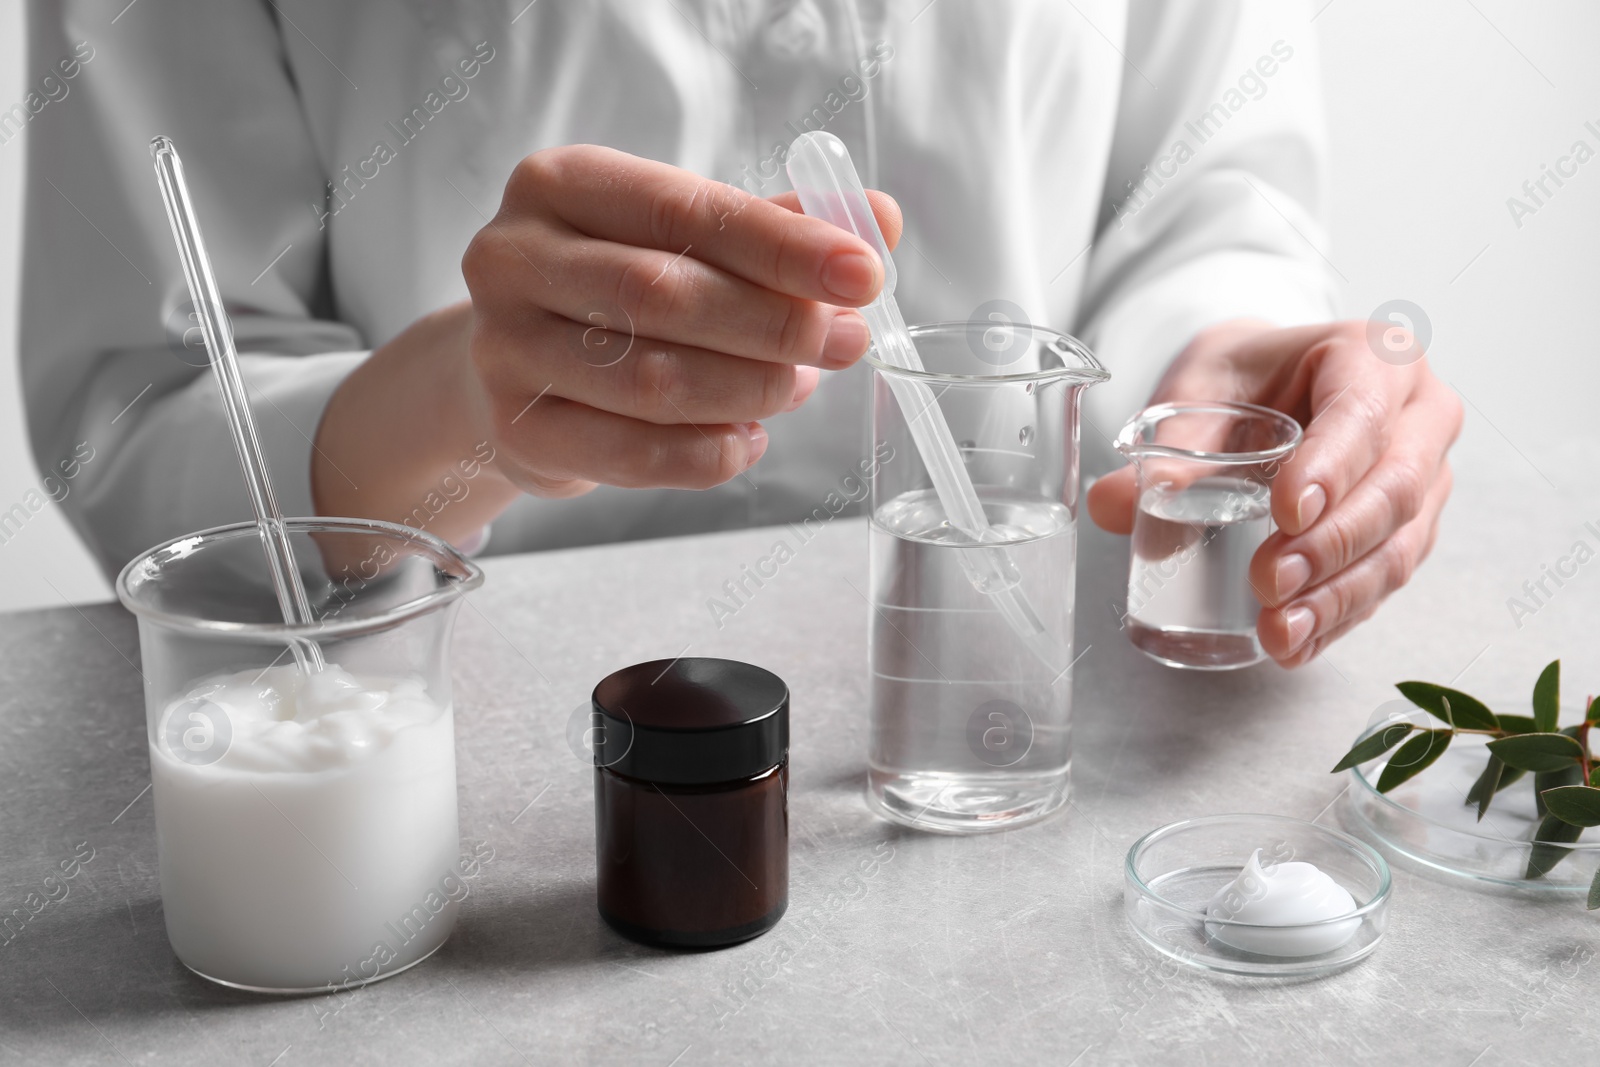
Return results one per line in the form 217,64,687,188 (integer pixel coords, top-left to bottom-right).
313,144,901,541
459,143,901,497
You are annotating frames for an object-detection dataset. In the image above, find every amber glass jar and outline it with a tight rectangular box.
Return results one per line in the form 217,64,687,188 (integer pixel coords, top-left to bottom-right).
591,658,789,949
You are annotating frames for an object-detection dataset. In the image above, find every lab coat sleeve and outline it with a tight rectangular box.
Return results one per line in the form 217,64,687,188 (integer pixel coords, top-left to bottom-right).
1074,0,1340,419
19,1,367,581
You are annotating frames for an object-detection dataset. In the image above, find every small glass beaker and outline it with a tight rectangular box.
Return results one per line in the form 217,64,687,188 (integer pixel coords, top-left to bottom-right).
117,518,482,993
866,320,1108,833
1114,401,1302,670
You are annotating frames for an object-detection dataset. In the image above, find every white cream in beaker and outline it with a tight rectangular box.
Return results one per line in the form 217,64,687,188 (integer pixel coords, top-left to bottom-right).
149,663,460,991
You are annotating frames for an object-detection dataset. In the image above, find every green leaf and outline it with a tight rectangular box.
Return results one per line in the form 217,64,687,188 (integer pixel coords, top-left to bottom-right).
1589,867,1600,910
1526,814,1584,879
1496,714,1538,735
1589,695,1600,726
1464,754,1506,822
1540,785,1600,827
1463,752,1499,805
1534,765,1582,817
1486,732,1586,774
1532,660,1560,732
1375,730,1452,793
1496,765,1528,793
1396,681,1498,731
1331,722,1417,774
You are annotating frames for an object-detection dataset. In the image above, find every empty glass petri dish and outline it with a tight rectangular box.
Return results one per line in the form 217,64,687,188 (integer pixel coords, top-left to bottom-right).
1124,813,1392,978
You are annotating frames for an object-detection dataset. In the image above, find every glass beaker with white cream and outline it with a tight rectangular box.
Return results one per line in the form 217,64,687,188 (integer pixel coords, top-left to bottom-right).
118,518,482,993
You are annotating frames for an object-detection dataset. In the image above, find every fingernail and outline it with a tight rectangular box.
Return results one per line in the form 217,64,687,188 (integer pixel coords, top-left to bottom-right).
1296,484,1327,532
820,250,879,302
1283,605,1316,651
744,422,769,466
821,311,870,368
786,367,820,412
1275,553,1312,602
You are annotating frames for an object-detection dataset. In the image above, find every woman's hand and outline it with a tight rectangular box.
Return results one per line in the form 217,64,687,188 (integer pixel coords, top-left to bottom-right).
1087,319,1463,667
312,145,901,545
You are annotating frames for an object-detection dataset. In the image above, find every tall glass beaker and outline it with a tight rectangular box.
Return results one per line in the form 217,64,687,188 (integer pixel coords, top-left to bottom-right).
117,518,482,993
1115,401,1302,670
867,320,1108,833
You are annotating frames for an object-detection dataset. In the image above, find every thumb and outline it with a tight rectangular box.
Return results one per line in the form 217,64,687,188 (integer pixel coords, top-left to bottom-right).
1086,464,1139,535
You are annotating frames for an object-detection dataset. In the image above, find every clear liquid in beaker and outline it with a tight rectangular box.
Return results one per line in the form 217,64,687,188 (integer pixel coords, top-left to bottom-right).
1126,475,1271,670
868,487,1075,832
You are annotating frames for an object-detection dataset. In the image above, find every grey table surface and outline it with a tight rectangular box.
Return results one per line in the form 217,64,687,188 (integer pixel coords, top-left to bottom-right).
2,456,1597,1066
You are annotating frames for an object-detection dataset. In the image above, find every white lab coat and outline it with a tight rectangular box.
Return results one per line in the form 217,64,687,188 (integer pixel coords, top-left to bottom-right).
20,0,1337,578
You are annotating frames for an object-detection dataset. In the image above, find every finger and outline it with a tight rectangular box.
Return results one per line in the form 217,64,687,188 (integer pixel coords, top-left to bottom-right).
480,310,814,426
787,366,821,411
1267,331,1428,536
1251,384,1460,606
513,145,887,305
493,395,769,492
766,188,903,252
1286,505,1445,667
1087,466,1139,535
1277,605,1380,669
1258,462,1450,662
1263,470,1446,666
472,217,871,369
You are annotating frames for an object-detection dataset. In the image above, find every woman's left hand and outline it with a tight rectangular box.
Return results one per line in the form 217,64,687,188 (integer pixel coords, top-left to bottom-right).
1087,318,1464,667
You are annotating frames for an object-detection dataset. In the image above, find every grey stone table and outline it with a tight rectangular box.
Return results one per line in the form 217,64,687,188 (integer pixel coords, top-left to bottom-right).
2,456,1596,1065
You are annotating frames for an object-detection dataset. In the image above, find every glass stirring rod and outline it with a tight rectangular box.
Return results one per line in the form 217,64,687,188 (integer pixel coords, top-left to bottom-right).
151,136,325,672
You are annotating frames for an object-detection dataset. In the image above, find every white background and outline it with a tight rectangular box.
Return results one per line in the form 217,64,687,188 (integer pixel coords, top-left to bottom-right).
2,0,1597,613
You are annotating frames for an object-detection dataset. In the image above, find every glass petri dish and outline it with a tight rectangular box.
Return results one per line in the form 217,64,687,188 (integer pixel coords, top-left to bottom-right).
1124,814,1391,978
1340,706,1600,892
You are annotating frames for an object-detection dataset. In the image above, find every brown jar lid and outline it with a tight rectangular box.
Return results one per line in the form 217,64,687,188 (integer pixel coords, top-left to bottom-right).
590,658,789,785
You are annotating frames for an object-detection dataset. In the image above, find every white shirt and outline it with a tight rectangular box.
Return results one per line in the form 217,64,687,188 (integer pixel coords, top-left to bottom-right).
21,0,1337,577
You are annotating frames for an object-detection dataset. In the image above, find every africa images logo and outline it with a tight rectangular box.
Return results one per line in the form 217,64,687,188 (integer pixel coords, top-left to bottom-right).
965,699,1033,768
1364,299,1431,366
161,691,232,766
968,299,1033,368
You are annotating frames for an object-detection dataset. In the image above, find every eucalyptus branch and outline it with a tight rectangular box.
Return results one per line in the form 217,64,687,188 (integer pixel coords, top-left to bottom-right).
1328,659,1600,910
